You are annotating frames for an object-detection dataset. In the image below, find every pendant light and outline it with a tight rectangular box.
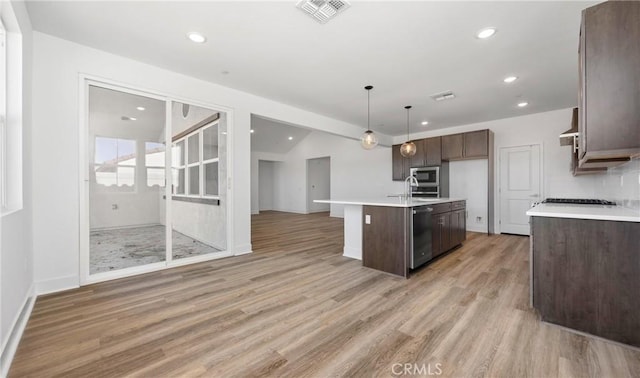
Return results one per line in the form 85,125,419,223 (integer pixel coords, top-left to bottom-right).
400,105,417,157
360,85,379,150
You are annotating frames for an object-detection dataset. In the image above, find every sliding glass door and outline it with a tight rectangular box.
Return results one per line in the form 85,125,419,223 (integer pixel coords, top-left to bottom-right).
170,101,227,260
83,82,229,283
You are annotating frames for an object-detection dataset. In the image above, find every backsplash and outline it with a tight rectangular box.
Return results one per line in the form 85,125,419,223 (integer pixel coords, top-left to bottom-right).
599,157,640,211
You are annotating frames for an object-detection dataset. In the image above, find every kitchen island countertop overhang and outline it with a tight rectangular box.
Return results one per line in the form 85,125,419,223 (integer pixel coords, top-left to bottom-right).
314,198,467,277
314,197,466,208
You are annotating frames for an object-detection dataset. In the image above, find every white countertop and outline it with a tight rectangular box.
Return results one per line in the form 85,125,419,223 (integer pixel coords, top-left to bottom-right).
314,197,465,208
526,203,640,222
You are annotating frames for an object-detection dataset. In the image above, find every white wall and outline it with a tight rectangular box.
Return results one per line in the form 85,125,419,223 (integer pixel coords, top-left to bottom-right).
251,130,404,218
449,160,488,233
258,160,275,211
395,108,605,232
0,1,33,375
603,157,640,212
31,32,387,293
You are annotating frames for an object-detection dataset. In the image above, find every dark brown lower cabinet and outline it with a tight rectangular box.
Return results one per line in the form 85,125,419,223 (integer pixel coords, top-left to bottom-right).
362,202,466,277
531,216,640,347
451,209,467,247
431,212,451,258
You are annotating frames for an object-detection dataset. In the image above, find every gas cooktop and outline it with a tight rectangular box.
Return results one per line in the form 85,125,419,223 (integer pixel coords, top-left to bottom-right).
542,198,616,206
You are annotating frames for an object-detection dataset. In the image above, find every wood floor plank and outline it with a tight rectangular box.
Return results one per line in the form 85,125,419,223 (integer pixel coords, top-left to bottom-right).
8,210,640,377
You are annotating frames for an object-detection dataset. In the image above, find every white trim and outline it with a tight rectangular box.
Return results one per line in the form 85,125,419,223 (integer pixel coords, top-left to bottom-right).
0,284,35,378
165,100,173,267
78,74,236,286
168,250,234,267
233,243,253,256
272,208,309,215
343,245,361,260
36,275,79,295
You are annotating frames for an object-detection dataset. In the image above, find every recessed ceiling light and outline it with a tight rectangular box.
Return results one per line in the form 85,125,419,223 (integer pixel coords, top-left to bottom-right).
503,76,518,83
129,117,137,121
222,131,227,135
136,106,145,111
517,102,529,107
421,121,429,126
250,129,255,133
476,27,497,39
187,32,207,44
288,136,293,140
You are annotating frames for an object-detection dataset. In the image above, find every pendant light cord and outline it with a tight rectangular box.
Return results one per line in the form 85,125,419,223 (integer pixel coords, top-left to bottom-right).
405,105,412,141
367,88,371,132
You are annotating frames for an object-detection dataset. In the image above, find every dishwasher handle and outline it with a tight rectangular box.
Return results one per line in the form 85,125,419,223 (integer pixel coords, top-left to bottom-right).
413,207,434,215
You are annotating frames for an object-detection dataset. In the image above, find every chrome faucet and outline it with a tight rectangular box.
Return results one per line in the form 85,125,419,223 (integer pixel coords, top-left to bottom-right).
404,175,419,200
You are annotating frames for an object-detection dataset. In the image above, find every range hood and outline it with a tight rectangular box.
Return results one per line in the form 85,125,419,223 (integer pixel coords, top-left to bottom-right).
559,108,579,146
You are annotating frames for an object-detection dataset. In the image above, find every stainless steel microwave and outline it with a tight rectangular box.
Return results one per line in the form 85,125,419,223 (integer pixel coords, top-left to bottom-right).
410,167,439,187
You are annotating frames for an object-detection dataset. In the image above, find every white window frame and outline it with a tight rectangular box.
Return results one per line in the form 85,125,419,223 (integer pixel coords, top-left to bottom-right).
172,121,220,199
93,136,137,190
144,141,166,188
0,17,8,211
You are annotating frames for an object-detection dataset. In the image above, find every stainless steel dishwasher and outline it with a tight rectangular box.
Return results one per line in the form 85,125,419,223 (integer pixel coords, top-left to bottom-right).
411,206,433,269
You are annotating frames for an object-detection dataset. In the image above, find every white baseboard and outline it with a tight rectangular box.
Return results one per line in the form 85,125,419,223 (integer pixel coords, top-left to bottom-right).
35,275,79,295
272,208,309,215
466,225,489,233
1,284,35,377
343,246,362,261
234,243,252,256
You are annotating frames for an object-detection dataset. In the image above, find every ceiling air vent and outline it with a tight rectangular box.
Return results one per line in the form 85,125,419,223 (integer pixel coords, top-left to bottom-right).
430,91,456,102
297,0,351,24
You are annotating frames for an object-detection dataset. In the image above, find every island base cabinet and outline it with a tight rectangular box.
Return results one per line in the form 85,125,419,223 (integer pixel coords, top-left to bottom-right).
532,216,640,347
362,206,410,278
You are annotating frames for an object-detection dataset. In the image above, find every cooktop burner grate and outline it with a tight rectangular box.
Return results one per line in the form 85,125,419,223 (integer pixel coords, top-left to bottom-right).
542,198,616,205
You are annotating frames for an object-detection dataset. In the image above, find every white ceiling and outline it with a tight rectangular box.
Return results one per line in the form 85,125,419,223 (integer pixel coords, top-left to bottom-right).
89,85,165,142
251,115,312,154
29,1,597,136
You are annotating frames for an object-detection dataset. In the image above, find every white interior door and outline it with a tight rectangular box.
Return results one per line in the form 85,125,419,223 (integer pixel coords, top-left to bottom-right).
307,157,330,213
499,145,541,235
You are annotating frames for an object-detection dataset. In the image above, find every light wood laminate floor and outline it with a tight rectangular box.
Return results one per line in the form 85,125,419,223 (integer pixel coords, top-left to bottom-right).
9,211,640,377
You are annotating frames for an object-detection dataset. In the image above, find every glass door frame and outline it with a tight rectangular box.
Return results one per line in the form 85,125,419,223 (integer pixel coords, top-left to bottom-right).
79,76,234,285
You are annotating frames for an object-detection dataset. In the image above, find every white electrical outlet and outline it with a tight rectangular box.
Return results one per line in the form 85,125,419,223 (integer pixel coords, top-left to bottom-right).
365,214,371,224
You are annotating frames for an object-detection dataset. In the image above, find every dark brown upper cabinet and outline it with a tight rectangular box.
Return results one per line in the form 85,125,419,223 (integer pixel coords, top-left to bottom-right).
441,130,489,161
578,1,640,168
441,134,464,160
425,137,442,166
463,130,489,158
392,144,410,181
409,139,426,168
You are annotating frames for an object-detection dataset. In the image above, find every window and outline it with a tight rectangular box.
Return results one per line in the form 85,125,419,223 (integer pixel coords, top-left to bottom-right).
94,137,136,187
172,122,219,198
145,142,165,187
0,7,25,214
0,19,6,209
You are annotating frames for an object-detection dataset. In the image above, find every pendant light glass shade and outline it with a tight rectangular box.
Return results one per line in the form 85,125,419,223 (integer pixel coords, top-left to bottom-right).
361,85,379,150
400,105,416,157
400,141,417,157
361,130,378,150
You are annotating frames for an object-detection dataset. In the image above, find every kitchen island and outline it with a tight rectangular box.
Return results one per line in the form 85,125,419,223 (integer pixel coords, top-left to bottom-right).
315,197,466,277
